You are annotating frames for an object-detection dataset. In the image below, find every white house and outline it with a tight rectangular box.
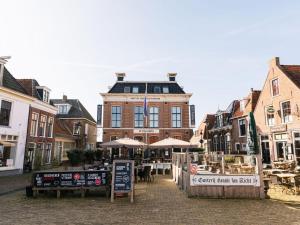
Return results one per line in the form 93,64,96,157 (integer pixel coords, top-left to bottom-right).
0,58,31,175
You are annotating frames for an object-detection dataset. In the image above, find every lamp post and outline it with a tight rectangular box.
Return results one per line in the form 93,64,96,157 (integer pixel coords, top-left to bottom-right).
73,122,82,149
199,130,204,149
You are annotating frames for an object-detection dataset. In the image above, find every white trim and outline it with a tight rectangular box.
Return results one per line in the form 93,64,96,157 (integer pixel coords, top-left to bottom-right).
0,98,13,127
30,112,39,137
103,127,191,130
270,78,280,97
171,106,182,128
265,104,275,127
280,100,293,124
111,105,122,128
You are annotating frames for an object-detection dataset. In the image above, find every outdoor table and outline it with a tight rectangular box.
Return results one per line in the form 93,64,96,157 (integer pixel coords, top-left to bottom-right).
263,169,288,176
143,163,171,175
276,173,297,194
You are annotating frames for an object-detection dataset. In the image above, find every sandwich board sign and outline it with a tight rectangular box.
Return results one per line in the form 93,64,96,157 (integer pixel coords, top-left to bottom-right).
111,160,134,203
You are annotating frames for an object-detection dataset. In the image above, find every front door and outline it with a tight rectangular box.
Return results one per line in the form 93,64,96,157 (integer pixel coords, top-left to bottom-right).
261,141,270,164
276,141,287,160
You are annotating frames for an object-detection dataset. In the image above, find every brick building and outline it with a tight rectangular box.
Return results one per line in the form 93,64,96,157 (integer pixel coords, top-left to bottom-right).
254,57,300,165
51,95,97,162
17,79,57,170
207,100,239,153
101,73,194,159
231,89,261,154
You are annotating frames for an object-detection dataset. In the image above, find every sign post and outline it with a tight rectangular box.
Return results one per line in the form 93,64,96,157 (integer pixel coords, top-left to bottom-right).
111,160,135,203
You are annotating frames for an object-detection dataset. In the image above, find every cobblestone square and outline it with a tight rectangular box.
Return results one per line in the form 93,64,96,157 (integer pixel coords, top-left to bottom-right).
0,176,299,225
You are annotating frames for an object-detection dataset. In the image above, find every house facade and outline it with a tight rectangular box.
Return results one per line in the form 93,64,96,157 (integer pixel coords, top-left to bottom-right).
51,95,97,162
101,73,194,157
254,57,300,165
207,100,239,154
0,61,30,175
231,89,261,155
17,79,57,170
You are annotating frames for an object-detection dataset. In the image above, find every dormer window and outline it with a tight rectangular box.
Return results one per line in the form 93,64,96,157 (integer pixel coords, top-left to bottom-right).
132,86,139,93
36,86,51,103
124,86,130,93
163,86,169,93
57,104,70,114
154,86,161,93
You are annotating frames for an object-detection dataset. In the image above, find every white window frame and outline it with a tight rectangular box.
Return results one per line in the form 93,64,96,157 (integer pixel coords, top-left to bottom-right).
44,143,52,164
280,100,292,124
149,106,159,128
238,118,246,137
47,117,54,138
30,113,39,137
111,106,121,128
162,86,169,93
271,78,280,97
132,86,139,93
171,106,182,128
265,105,275,127
39,115,47,137
73,122,81,135
134,106,144,128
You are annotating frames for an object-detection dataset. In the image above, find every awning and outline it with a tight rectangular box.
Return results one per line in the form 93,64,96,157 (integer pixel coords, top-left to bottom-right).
101,138,147,148
149,137,198,149
0,141,16,147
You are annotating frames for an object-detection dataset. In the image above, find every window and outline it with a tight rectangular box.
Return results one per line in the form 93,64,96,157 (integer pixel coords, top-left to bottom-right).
43,90,49,103
172,106,181,128
271,78,279,96
241,143,247,151
281,101,292,123
73,122,81,135
111,106,121,128
0,100,12,126
216,115,223,128
149,107,159,128
265,106,275,126
38,115,47,137
46,117,54,138
85,123,89,135
163,86,169,93
58,105,69,114
238,119,246,137
294,133,300,164
225,134,231,152
154,86,161,93
132,86,139,93
110,136,118,141
124,86,130,93
43,143,52,164
30,113,39,136
213,135,219,151
134,106,144,128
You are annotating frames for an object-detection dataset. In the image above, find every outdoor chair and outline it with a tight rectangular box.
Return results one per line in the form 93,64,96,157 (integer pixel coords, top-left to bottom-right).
269,175,282,192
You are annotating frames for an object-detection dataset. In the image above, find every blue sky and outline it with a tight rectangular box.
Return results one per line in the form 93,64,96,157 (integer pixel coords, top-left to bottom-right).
1,0,300,124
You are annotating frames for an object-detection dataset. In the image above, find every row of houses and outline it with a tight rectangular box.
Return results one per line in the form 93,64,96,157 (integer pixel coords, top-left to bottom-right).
192,57,300,165
0,58,97,175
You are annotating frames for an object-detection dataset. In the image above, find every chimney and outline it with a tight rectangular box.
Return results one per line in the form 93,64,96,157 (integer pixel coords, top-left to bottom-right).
251,88,254,92
116,73,126,82
0,56,11,86
167,73,177,81
269,57,280,68
63,95,67,101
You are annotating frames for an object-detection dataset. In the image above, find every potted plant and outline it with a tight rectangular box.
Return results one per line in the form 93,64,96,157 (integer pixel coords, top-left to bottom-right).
67,149,84,170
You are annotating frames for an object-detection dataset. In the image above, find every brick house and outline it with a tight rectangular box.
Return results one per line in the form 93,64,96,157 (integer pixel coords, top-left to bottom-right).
207,100,239,154
230,89,261,154
51,95,97,162
254,57,300,165
190,114,215,151
17,79,57,170
101,73,194,160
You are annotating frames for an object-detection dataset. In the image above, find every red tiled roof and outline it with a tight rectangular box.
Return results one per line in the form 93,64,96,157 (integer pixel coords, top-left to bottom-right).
54,118,75,140
281,65,300,88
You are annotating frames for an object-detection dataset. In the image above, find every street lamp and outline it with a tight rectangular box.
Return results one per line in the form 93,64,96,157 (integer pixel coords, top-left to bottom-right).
199,130,204,149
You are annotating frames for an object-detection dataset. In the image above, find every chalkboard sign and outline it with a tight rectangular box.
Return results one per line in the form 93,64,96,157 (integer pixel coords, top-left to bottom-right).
33,171,110,188
111,160,134,203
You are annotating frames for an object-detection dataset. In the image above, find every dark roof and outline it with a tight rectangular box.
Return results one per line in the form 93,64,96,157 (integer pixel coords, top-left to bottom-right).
17,79,43,100
2,67,28,95
108,82,185,94
51,99,96,123
280,65,300,88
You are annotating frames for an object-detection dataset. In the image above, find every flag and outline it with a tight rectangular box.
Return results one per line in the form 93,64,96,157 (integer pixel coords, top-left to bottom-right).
143,96,148,117
246,112,259,155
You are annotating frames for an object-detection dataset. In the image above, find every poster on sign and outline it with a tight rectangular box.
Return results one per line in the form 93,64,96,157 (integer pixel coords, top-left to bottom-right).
111,160,134,203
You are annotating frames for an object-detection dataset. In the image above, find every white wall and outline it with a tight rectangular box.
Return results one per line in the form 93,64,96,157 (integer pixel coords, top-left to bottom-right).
0,90,30,171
